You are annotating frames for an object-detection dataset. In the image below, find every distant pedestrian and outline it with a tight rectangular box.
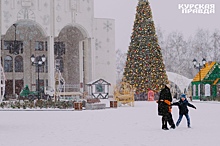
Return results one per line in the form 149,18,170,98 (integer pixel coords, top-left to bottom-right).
173,92,177,99
172,94,196,128
157,85,175,130
189,96,192,101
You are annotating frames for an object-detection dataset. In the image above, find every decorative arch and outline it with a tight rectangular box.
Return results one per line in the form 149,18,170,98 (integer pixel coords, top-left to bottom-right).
4,56,13,72
167,72,192,93
2,19,48,95
15,55,23,72
55,25,84,91
4,20,47,50
57,23,89,38
59,26,83,40
5,20,47,37
54,24,90,92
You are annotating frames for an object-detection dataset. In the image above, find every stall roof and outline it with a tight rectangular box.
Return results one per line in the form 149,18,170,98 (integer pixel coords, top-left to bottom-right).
192,62,216,82
86,78,110,85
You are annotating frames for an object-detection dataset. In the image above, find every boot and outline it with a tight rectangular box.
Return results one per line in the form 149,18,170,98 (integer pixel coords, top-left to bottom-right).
170,124,176,129
163,127,169,130
162,122,169,130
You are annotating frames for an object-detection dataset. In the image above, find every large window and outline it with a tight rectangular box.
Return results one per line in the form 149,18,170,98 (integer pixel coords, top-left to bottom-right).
45,41,48,51
4,41,13,50
15,56,23,72
35,41,44,51
54,42,65,72
4,56,13,72
59,58,64,73
46,79,48,87
95,83,105,93
218,85,220,97
5,80,13,95
55,57,64,72
45,59,48,73
205,84,211,96
54,42,65,56
4,41,23,54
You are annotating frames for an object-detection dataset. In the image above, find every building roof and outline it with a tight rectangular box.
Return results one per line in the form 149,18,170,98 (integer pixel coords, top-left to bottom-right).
86,78,110,85
213,78,220,85
192,62,216,82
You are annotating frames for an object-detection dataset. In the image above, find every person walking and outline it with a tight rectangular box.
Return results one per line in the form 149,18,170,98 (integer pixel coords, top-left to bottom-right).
172,94,196,128
157,85,175,130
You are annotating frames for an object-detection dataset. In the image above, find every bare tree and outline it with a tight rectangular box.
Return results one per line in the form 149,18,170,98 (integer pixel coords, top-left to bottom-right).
210,29,220,62
157,28,220,79
192,28,212,61
116,49,127,84
163,32,187,75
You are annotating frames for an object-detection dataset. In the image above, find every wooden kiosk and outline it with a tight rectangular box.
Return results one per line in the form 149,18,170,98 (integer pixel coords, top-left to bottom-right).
86,79,111,99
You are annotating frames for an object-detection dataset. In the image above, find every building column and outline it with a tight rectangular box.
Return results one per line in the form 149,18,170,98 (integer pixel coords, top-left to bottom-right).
79,40,83,92
48,0,55,91
0,0,2,101
48,36,55,90
90,37,95,80
83,38,93,88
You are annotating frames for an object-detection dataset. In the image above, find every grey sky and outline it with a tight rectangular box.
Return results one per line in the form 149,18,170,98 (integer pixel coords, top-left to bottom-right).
94,0,220,52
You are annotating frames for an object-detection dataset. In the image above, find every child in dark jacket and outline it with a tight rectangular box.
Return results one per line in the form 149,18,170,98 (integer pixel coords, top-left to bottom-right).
172,94,196,128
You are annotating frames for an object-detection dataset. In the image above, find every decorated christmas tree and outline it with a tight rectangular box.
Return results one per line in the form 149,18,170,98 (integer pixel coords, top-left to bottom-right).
123,0,169,93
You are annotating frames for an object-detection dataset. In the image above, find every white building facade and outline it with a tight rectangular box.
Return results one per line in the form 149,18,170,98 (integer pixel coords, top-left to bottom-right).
0,0,116,98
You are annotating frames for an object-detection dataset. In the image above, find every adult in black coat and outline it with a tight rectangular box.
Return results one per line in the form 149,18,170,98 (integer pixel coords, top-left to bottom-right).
157,85,175,130
172,94,196,128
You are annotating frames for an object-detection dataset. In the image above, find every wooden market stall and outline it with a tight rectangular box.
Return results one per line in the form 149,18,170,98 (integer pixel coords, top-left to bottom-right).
86,79,110,99
191,61,220,100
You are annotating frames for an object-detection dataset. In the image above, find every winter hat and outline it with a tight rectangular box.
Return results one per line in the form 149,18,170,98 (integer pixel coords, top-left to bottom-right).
180,94,186,98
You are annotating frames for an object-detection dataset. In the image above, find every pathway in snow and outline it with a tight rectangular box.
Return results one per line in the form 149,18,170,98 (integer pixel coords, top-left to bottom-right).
0,101,219,146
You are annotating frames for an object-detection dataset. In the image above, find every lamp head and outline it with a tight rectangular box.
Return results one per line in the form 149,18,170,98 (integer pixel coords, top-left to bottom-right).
41,54,46,62
13,23,18,28
202,58,206,65
38,60,43,65
193,58,197,66
31,54,35,63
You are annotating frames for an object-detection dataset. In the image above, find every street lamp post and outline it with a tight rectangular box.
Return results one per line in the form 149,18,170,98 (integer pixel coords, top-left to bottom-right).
31,54,46,100
11,23,21,55
193,58,206,101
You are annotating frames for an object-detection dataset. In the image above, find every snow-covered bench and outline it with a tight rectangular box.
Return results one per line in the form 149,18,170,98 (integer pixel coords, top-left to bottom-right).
86,98,100,104
85,98,105,110
85,103,106,110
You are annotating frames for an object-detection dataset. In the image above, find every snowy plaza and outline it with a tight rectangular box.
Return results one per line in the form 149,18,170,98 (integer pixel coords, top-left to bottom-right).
1,101,220,146
1,0,220,145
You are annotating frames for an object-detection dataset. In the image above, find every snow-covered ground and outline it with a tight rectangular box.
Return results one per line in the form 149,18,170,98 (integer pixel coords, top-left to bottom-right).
1,101,220,146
